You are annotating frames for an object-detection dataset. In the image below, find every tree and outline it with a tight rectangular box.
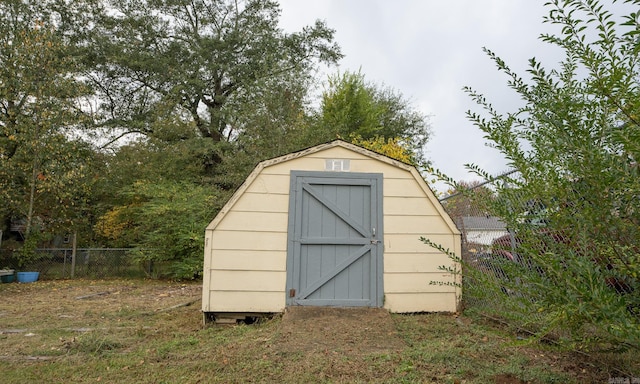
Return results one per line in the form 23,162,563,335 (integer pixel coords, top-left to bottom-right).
83,0,343,277
210,69,318,189
95,180,223,278
220,69,433,188
440,180,497,223
350,135,416,164
315,70,431,167
88,0,342,148
233,74,313,150
434,0,640,350
0,0,94,254
91,134,231,276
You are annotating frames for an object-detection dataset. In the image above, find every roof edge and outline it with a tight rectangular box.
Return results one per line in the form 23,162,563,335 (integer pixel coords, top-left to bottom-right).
206,140,459,235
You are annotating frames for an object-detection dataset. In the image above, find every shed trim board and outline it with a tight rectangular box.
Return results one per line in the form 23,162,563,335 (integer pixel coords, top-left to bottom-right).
285,171,384,307
203,140,462,319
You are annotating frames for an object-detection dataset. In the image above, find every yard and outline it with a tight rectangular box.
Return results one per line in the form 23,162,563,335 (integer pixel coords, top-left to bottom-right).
0,279,636,383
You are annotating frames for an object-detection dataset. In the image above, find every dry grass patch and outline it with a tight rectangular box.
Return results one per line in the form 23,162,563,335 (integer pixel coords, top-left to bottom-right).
0,279,637,383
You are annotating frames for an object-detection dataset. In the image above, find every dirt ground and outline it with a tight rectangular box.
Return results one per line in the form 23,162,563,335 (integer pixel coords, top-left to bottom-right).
0,279,636,383
0,279,202,337
1,281,406,357
276,306,406,355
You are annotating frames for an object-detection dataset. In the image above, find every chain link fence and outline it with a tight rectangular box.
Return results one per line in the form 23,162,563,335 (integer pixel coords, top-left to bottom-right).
438,171,535,315
439,167,640,357
0,248,168,280
441,168,635,311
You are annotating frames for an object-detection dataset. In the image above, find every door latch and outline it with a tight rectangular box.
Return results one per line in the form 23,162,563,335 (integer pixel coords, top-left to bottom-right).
289,288,296,298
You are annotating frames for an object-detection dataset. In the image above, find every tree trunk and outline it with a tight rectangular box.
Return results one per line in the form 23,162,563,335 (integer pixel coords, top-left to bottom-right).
25,155,38,238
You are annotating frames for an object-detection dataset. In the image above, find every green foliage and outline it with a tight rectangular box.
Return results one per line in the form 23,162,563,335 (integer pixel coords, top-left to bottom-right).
15,232,41,268
440,180,497,221
73,0,345,279
96,180,224,279
88,0,341,146
1,0,435,281
350,135,416,165
316,70,431,167
320,71,385,138
0,0,96,244
230,73,316,159
430,0,640,351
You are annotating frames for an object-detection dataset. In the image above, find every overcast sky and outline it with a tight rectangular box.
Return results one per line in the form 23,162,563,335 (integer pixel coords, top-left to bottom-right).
277,1,565,187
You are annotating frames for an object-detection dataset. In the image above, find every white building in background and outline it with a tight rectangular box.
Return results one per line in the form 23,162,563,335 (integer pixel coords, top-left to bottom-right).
461,216,508,247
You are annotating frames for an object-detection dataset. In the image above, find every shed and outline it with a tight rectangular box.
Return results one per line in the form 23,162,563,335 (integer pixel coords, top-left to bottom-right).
202,140,461,323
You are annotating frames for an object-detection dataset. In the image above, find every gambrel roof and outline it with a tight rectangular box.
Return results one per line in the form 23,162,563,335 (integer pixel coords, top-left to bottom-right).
207,140,459,235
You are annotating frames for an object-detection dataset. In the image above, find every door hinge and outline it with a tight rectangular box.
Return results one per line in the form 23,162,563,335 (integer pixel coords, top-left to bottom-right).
289,288,296,298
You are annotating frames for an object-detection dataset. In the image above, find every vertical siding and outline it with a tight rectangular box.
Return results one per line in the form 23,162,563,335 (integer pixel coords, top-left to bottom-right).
204,145,461,313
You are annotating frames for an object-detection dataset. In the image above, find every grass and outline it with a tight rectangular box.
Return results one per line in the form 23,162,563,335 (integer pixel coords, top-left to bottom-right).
0,279,637,383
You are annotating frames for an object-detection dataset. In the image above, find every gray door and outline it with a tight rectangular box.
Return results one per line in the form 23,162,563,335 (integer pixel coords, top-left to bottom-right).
286,171,383,307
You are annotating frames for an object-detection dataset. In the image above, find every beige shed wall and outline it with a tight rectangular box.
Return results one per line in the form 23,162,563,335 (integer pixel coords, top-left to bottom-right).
377,159,461,313
202,167,290,313
203,144,461,314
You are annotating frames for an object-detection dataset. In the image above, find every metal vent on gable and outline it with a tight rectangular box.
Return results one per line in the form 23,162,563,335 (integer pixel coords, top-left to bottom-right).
325,159,350,172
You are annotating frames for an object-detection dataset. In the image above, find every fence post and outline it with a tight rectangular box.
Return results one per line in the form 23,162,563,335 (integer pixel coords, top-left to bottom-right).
71,231,77,279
